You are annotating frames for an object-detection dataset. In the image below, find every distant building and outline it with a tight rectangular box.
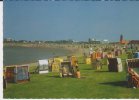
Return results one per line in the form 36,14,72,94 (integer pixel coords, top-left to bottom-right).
89,38,101,44
92,40,101,44
120,34,123,43
4,38,13,42
119,34,128,44
129,40,139,44
128,40,139,50
89,38,109,44
102,39,109,44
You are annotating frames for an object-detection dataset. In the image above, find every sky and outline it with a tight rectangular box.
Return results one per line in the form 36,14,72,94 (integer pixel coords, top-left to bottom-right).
3,0,139,42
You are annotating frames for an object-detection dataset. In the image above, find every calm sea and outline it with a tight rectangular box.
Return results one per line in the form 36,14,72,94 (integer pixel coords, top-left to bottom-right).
3,46,72,66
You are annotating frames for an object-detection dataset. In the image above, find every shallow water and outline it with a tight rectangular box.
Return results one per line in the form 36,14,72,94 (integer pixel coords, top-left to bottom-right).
3,46,72,66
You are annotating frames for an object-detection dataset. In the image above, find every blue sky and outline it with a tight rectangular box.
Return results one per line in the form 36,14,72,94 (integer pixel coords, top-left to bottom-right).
3,1,139,42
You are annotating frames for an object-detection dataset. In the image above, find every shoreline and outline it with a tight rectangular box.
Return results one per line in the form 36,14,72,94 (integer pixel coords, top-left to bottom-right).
4,42,88,54
4,43,87,67
4,42,85,51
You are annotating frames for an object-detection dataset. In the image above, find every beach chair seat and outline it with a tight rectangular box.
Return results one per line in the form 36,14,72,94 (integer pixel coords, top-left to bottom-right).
60,61,75,78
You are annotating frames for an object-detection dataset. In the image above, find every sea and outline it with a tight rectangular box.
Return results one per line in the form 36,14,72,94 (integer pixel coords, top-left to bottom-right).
3,46,72,66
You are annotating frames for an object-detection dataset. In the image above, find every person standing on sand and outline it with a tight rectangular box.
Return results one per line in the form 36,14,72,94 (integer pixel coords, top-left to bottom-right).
89,48,93,55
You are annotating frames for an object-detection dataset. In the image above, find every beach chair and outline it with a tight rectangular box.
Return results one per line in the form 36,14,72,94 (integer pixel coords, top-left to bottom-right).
71,56,78,67
37,59,49,74
126,59,139,88
91,59,102,70
85,57,91,64
107,58,123,72
52,57,63,72
60,61,74,77
133,52,139,58
5,65,30,83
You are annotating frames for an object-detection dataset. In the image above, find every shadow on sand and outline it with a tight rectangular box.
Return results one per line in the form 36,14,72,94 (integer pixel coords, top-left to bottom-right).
95,71,109,73
83,68,93,70
46,75,62,78
46,75,86,79
99,81,127,87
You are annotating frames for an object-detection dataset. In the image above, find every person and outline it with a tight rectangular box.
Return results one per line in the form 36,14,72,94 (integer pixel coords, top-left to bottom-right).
83,52,86,57
74,66,80,78
76,69,81,78
3,70,7,89
96,59,102,70
62,66,68,77
59,68,63,78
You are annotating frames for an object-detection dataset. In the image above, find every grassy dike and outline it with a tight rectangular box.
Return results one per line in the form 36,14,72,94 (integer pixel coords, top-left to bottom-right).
3,53,139,99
